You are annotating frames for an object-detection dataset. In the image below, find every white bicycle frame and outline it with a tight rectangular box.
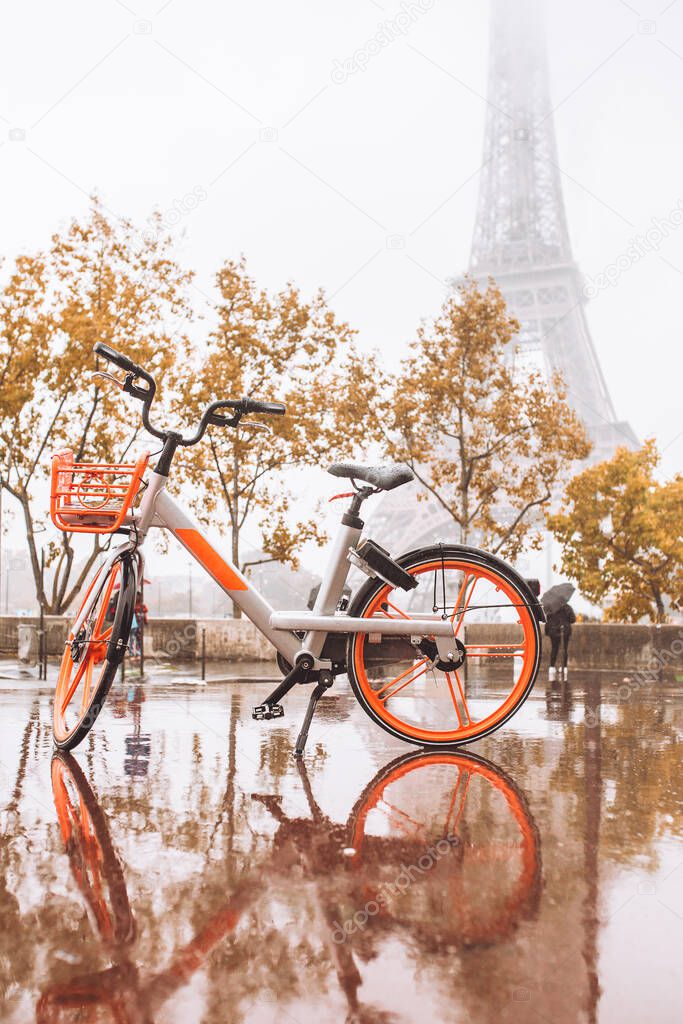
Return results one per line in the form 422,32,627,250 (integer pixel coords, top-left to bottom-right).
74,466,458,669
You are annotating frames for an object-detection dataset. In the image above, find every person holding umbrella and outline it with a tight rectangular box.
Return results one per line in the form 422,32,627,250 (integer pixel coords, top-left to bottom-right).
541,583,576,681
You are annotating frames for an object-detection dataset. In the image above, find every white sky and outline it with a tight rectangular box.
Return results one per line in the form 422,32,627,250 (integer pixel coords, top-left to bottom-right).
1,0,682,574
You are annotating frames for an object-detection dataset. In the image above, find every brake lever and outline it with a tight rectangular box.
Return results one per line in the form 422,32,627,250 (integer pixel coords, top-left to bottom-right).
205,412,270,433
241,420,271,434
123,372,154,401
91,370,125,390
206,410,241,428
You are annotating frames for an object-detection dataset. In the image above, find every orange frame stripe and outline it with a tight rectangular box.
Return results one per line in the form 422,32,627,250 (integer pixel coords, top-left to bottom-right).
176,529,248,592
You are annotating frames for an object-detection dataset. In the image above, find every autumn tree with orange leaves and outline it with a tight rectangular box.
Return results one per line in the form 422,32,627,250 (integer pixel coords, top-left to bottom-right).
0,199,192,613
176,257,354,612
337,279,592,560
548,441,682,623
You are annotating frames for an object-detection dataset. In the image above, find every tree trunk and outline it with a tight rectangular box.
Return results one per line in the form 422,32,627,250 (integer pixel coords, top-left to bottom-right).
459,518,468,546
458,420,469,546
652,585,666,624
17,489,49,613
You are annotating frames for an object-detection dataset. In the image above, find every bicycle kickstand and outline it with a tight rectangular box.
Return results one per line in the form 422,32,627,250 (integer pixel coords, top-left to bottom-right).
294,671,333,758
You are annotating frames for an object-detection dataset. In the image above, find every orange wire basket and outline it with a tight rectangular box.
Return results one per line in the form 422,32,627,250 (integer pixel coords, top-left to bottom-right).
50,450,150,534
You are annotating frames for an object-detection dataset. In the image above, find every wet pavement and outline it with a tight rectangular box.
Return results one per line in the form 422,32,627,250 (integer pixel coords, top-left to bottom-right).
0,671,681,1023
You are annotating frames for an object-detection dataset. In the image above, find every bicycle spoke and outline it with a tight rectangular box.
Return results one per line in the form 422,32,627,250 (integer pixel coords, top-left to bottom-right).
80,659,94,714
445,673,463,727
93,571,118,634
61,659,88,713
377,798,424,836
377,658,430,702
443,769,465,835
452,575,477,637
447,769,472,835
449,572,474,625
454,670,471,725
379,599,410,620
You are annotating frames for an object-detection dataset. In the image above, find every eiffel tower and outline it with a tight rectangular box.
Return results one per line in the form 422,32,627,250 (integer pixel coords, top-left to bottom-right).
469,0,637,458
372,0,636,554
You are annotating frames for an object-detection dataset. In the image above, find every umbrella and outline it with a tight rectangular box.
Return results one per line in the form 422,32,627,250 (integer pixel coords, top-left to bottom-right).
541,583,575,616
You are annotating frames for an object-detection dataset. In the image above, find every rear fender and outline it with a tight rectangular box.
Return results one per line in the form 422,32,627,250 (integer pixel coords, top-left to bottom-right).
447,544,546,624
350,543,545,624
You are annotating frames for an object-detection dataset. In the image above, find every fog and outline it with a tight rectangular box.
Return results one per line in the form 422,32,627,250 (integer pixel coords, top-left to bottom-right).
1,0,681,580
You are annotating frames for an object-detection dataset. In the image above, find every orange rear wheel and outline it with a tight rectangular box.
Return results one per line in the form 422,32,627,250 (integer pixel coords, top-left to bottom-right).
347,546,541,747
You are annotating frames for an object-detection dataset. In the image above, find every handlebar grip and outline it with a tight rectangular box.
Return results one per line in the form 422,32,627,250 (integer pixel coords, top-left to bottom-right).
244,399,286,416
93,343,138,374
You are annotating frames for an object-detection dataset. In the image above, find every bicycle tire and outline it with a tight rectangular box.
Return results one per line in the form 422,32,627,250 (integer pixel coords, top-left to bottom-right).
53,553,137,751
346,544,542,748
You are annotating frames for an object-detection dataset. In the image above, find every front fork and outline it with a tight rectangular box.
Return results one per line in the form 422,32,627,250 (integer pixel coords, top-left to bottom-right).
106,552,139,666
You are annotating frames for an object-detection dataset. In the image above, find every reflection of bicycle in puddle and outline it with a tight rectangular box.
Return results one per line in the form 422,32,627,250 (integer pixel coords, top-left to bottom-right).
40,751,542,1023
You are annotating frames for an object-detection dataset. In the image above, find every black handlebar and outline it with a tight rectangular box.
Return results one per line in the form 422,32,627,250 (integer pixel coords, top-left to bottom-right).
94,342,139,375
244,399,286,416
93,343,286,447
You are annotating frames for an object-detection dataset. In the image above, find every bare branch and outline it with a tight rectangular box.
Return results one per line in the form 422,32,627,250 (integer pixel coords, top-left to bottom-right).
408,460,463,527
492,491,550,555
26,392,68,484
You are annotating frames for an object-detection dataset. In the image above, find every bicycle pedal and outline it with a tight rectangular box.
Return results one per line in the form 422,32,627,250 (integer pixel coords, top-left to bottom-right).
252,703,285,721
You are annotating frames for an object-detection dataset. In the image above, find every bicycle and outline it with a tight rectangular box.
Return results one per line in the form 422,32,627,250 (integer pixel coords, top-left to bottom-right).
50,343,545,753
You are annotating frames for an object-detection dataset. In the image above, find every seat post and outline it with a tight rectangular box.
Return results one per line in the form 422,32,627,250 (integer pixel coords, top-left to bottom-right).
341,486,374,530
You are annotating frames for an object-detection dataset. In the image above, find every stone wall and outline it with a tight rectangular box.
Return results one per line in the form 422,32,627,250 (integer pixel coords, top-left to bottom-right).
2,616,682,673
0,616,69,656
0,615,276,662
144,617,275,662
463,622,683,677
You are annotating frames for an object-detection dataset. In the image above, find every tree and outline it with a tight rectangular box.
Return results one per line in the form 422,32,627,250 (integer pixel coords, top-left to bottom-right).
548,440,683,623
0,198,192,613
177,257,354,612
341,279,591,560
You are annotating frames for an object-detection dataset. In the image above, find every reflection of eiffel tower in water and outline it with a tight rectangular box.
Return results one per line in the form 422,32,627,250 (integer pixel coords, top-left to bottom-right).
372,0,637,555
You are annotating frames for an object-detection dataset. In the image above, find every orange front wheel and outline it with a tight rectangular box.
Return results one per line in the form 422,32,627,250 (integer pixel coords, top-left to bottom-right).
53,555,136,750
347,545,542,747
